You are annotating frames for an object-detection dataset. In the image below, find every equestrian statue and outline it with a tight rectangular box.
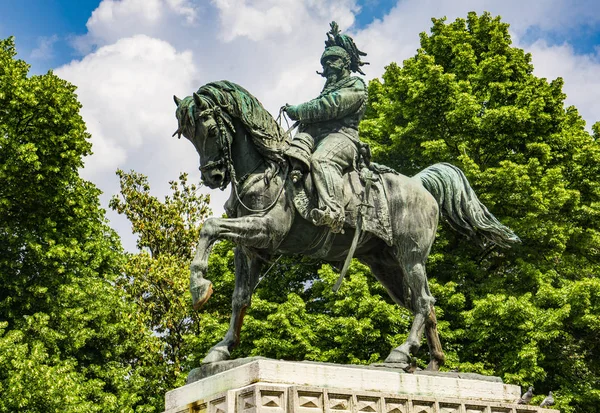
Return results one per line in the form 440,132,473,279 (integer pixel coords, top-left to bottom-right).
172,22,519,371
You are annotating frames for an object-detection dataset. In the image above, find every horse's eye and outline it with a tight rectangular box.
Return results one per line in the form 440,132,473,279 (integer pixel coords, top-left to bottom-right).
208,125,218,136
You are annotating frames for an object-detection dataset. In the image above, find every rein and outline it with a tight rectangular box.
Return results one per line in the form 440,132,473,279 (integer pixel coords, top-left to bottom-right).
230,163,288,214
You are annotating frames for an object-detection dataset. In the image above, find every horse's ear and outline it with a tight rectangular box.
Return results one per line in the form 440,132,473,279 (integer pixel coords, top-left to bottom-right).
173,95,182,106
193,92,205,110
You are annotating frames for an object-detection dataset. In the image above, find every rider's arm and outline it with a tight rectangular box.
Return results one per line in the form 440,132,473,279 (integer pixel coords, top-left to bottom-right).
286,78,367,123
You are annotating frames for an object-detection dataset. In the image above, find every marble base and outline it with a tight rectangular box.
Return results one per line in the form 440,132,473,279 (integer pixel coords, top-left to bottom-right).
163,358,558,413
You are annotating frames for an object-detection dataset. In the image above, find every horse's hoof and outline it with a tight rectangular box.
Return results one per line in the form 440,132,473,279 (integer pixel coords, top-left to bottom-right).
384,349,411,364
426,360,441,371
192,279,213,310
202,346,230,364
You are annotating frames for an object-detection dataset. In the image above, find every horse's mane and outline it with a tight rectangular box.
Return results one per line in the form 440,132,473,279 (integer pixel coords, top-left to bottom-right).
194,81,290,164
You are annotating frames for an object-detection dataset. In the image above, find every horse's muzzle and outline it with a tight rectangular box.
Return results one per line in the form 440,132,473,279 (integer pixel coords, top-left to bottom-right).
200,164,228,189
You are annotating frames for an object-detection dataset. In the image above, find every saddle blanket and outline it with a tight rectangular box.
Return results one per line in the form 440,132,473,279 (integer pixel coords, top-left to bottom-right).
289,168,394,247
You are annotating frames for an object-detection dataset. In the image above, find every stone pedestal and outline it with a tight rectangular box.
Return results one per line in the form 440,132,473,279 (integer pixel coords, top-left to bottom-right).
163,358,558,413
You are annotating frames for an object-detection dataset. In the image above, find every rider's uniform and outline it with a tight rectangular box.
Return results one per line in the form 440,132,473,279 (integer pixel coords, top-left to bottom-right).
285,75,367,232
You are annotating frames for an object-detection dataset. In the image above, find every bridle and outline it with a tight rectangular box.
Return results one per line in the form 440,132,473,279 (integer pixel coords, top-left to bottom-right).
194,105,287,214
198,159,226,174
194,105,235,191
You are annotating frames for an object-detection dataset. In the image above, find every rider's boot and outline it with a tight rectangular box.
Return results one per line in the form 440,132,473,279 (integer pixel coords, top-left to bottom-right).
310,206,345,233
310,160,346,233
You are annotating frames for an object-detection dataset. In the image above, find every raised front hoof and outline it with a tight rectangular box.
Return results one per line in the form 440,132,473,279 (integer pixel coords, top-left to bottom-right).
202,345,230,364
384,348,411,364
191,279,213,310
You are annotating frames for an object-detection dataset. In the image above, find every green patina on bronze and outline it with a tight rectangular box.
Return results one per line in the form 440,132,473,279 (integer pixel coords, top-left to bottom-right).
283,21,370,233
172,21,519,375
176,80,289,165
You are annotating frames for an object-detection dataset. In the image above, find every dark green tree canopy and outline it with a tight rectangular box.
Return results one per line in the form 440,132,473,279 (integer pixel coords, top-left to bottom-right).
0,37,157,413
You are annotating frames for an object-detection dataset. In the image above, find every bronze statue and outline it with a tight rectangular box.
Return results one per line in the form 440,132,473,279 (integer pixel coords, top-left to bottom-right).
172,22,519,371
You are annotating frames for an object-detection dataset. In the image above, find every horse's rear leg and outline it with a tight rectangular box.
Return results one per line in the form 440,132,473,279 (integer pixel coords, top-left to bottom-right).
393,260,445,370
383,262,429,364
362,258,416,364
369,257,444,370
424,305,445,370
202,248,263,364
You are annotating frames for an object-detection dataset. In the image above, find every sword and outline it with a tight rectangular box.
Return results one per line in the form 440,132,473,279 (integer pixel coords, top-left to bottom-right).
333,169,374,292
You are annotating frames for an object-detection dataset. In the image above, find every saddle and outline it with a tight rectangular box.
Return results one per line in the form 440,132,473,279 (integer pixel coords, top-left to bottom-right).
286,165,395,248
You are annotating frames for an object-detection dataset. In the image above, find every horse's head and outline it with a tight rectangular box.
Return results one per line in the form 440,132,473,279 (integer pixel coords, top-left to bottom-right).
173,93,234,190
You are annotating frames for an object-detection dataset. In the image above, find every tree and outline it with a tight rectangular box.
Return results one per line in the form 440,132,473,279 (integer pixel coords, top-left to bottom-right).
110,170,220,398
0,37,156,412
360,12,600,412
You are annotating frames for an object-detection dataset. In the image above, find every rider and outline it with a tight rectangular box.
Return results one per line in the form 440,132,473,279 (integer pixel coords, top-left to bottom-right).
284,22,369,233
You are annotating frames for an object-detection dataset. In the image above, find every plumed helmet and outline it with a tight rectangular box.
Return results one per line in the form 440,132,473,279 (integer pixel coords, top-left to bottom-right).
320,46,351,67
322,21,369,75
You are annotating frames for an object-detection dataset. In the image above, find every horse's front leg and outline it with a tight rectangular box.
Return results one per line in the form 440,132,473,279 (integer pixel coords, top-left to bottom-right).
190,214,287,310
202,248,264,363
189,217,218,311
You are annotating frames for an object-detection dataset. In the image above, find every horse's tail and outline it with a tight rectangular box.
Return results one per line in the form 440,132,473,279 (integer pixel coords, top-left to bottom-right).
415,162,520,248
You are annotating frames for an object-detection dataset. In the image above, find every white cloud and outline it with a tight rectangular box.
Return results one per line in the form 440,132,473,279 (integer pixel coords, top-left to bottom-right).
72,0,202,53
527,40,600,129
54,0,600,249
57,35,198,174
56,34,200,250
212,0,357,42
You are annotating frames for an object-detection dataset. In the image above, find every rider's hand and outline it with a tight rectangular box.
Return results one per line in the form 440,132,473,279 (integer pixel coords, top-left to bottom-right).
284,104,299,121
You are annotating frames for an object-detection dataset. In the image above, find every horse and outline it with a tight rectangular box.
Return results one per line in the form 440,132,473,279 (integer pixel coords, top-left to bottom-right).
173,80,519,370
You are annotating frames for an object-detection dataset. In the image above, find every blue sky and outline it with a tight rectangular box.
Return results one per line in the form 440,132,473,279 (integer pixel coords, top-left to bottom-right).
0,0,99,72
2,0,600,250
3,0,401,73
521,24,600,55
5,0,600,74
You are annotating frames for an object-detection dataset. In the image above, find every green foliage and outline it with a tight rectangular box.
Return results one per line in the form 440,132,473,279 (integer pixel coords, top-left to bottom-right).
0,37,156,412
110,170,210,258
360,12,600,412
237,260,412,365
110,171,224,406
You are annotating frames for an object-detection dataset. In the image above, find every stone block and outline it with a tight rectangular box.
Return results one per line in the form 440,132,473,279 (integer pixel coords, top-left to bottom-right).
163,359,559,413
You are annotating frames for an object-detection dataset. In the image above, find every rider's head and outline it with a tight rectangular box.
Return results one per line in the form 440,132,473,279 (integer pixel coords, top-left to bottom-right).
321,22,368,77
320,46,351,69
320,46,351,80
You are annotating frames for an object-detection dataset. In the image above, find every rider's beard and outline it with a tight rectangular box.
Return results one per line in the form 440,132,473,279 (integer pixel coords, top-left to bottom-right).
322,66,343,87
